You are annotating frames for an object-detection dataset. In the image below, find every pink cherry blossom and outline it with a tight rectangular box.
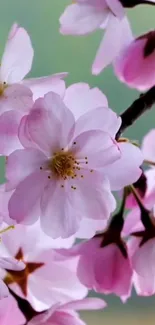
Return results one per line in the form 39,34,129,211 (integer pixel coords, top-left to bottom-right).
0,23,67,155
59,0,133,74
28,298,106,325
6,92,121,238
0,295,25,325
114,30,155,91
76,237,133,301
0,222,87,311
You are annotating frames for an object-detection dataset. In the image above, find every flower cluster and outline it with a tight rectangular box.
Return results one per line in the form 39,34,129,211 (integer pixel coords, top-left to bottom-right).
0,0,155,324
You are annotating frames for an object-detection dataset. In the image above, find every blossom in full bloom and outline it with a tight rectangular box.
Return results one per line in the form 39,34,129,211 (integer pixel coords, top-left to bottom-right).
0,295,25,325
114,30,155,91
0,23,67,155
6,91,143,238
0,222,87,311
59,0,133,75
28,298,106,325
6,92,120,238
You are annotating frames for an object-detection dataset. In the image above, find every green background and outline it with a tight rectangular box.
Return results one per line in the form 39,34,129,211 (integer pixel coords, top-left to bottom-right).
0,0,155,323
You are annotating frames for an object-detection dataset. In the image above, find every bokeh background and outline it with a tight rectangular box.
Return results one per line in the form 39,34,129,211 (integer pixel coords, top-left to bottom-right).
0,0,155,323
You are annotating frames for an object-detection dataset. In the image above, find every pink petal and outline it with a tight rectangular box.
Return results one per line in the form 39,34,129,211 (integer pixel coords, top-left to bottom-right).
0,110,22,155
132,238,155,277
76,218,107,239
75,106,121,137
94,244,132,299
133,272,155,296
106,0,125,18
64,83,108,120
63,297,107,310
27,92,75,155
40,179,81,238
23,72,67,100
8,171,48,224
103,142,143,190
2,84,33,113
0,295,26,324
0,256,25,270
68,171,116,221
0,280,9,299
60,4,108,35
0,23,33,83
141,129,155,162
72,130,121,168
6,148,47,190
92,16,133,74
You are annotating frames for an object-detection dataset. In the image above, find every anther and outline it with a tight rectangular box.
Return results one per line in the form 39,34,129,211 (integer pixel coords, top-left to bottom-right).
86,162,88,164
85,157,88,160
48,176,51,179
90,169,94,173
61,185,64,188
73,142,76,145
40,167,43,170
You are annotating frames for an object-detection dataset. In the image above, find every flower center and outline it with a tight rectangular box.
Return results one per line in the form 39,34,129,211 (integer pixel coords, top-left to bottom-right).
48,150,76,179
0,82,7,96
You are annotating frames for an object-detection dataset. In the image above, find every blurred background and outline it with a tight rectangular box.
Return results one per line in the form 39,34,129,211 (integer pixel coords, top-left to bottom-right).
0,0,155,323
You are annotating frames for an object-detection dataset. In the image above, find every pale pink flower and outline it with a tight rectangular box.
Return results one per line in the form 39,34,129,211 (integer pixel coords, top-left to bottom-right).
76,237,133,301
0,295,25,325
60,0,133,75
28,298,106,325
6,92,143,238
114,30,155,91
0,23,67,155
0,222,87,311
6,92,121,238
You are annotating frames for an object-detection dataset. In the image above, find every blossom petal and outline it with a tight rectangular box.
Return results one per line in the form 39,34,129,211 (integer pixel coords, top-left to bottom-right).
72,130,121,168
23,72,67,100
103,142,143,190
92,16,133,75
27,92,75,154
75,106,121,137
141,129,155,162
40,179,81,238
1,84,33,113
63,298,107,310
69,171,116,221
0,23,33,83
0,110,22,155
64,83,108,120
6,148,47,190
8,171,48,224
60,4,108,35
0,256,25,270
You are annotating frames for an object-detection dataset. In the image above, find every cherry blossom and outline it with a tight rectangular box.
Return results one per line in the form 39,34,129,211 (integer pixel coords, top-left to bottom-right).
0,23,67,155
76,235,132,301
114,30,155,91
0,222,87,311
59,0,133,74
0,295,25,325
28,298,106,325
6,92,120,238
6,92,143,238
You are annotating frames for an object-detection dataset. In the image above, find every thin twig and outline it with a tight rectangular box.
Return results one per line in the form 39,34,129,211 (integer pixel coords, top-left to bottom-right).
116,86,155,140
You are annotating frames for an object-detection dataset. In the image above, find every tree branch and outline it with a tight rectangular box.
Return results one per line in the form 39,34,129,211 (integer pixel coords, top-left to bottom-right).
116,86,155,139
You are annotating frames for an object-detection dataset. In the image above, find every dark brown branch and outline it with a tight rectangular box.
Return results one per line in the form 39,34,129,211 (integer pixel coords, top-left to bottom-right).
9,288,38,323
116,86,155,139
120,0,155,8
